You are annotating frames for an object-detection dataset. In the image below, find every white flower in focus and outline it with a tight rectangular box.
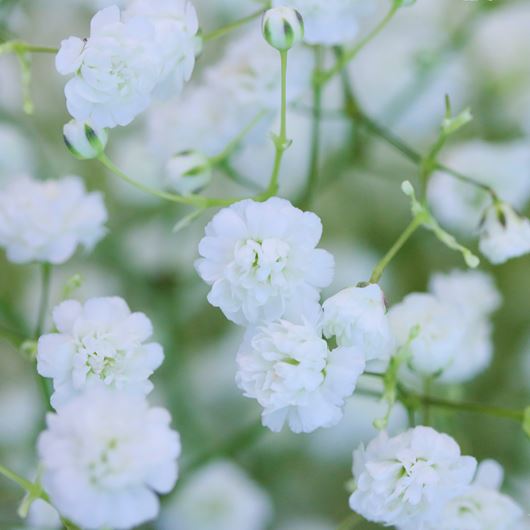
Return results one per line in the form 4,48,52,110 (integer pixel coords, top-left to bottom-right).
63,119,108,160
195,198,334,326
479,202,530,264
271,0,374,45
124,0,199,97
166,150,212,195
428,141,530,234
37,297,163,409
322,284,394,364
159,460,273,530
401,460,526,530
38,388,180,530
236,316,365,433
428,269,501,320
349,426,477,528
204,30,312,110
262,7,304,51
388,293,465,376
56,6,162,128
0,176,107,264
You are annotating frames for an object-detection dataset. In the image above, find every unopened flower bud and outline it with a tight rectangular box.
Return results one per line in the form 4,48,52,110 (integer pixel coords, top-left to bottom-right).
63,120,108,160
262,7,304,51
166,150,212,196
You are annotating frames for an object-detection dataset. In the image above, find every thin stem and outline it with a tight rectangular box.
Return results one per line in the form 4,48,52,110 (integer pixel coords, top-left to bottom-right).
336,513,363,530
210,110,267,165
0,40,57,55
0,464,35,493
23,45,58,54
299,46,323,209
422,378,432,426
317,1,400,86
34,263,51,338
202,8,266,42
369,215,423,284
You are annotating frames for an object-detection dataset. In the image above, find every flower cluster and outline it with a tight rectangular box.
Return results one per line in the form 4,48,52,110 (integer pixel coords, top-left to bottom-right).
56,2,199,129
0,176,107,264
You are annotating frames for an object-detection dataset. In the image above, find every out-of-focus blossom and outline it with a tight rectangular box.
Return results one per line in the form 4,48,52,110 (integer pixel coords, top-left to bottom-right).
322,284,394,363
479,202,530,265
195,197,334,326
166,150,212,195
26,499,61,529
236,315,365,433
349,426,477,528
159,460,273,530
38,388,180,529
37,297,163,408
0,124,34,177
428,141,530,234
0,176,107,264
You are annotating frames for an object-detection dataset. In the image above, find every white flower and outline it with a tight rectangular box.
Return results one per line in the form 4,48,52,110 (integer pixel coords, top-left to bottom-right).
0,123,34,177
271,0,374,45
38,388,180,530
428,269,501,320
159,460,273,530
37,297,163,409
0,176,107,264
204,30,312,110
428,141,530,234
56,6,161,128
166,150,212,195
124,0,199,97
195,197,334,326
479,202,530,264
388,293,466,377
401,460,526,530
63,119,108,160
26,499,61,529
349,426,477,528
322,284,394,364
262,7,304,51
236,315,365,433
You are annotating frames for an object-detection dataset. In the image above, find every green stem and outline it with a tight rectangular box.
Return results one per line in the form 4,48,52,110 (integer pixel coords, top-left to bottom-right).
23,45,58,54
369,215,423,284
34,263,51,339
422,378,432,426
97,153,236,208
299,46,323,209
0,40,57,55
0,464,35,493
336,513,363,530
202,8,266,42
317,1,400,86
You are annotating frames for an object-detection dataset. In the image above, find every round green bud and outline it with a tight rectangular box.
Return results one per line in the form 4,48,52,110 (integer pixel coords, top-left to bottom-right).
63,120,108,160
262,7,304,51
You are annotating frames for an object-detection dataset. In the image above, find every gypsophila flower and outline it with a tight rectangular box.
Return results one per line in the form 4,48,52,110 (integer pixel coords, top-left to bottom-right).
166,150,212,195
400,460,526,530
124,0,199,97
271,0,373,45
37,297,163,409
236,315,365,433
38,388,180,530
159,460,273,530
63,119,108,160
0,176,106,264
195,197,335,326
388,293,466,377
322,284,394,364
479,202,530,264
26,499,61,530
262,7,304,51
349,426,477,528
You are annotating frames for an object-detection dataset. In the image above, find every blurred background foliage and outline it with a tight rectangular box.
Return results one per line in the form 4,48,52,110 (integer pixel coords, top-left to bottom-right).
0,0,529,528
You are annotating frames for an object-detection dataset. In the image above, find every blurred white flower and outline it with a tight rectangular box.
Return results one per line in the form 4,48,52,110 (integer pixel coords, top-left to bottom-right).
0,176,107,264
125,0,199,97
63,119,108,160
26,499,61,529
37,297,163,409
400,460,526,530
0,383,41,446
0,123,34,178
322,284,394,364
479,202,530,265
428,141,530,234
428,269,501,320
388,293,465,376
272,0,374,45
38,388,180,529
159,460,273,530
262,7,304,51
166,150,212,195
349,426,477,528
56,4,193,128
195,197,334,326
204,29,312,110
236,316,365,433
